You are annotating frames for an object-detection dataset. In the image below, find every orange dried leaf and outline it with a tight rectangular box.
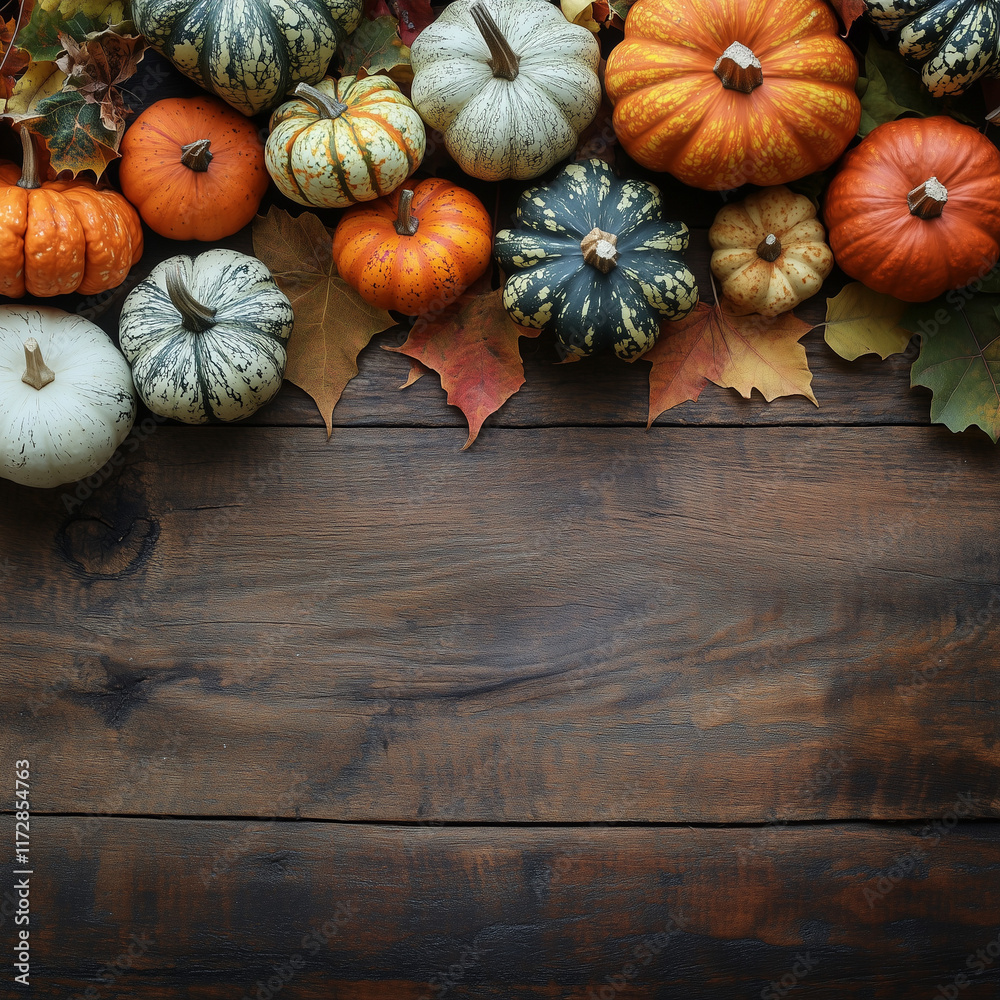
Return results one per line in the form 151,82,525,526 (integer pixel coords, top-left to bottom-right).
828,0,865,32
644,300,817,426
386,289,540,449
253,207,396,436
1,17,30,101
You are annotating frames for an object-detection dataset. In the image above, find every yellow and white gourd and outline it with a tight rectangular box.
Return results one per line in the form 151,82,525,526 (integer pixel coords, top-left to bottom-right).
0,307,137,488
409,0,601,181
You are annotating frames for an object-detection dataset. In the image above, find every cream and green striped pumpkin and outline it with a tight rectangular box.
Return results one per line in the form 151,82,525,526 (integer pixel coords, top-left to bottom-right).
265,75,426,209
132,0,364,116
119,250,294,425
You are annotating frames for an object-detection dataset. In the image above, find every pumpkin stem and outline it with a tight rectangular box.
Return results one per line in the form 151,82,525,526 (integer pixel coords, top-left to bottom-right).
165,263,217,333
21,338,55,391
394,188,419,236
581,227,618,274
714,42,763,94
293,82,349,120
469,2,519,81
756,233,782,262
907,177,948,219
180,139,214,172
16,126,42,190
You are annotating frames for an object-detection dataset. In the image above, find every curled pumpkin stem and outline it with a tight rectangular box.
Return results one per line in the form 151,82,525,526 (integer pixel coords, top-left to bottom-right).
180,139,214,172
714,41,763,93
469,2,519,81
165,263,217,333
293,82,348,120
394,188,419,236
21,338,54,391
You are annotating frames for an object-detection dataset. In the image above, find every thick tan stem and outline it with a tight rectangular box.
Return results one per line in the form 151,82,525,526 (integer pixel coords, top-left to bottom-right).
21,338,54,391
714,42,763,93
293,82,348,120
907,177,948,219
17,126,41,190
166,264,217,333
394,188,419,236
581,228,618,273
469,2,519,81
756,233,782,262
180,139,214,171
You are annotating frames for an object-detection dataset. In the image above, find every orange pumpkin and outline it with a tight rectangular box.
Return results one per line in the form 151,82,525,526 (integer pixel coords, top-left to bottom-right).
331,179,493,315
119,95,269,241
0,128,143,299
603,0,861,190
824,116,1000,302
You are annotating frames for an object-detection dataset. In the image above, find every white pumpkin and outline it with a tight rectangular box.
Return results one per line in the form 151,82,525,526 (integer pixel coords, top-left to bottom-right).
118,249,294,424
409,0,601,181
0,307,137,488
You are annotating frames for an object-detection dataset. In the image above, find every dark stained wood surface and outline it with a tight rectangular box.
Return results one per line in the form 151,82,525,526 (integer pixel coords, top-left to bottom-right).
3,427,998,824
3,817,998,999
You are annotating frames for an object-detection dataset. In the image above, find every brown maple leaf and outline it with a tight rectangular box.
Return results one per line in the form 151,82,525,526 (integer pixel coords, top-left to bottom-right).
385,289,540,449
827,0,866,32
253,207,397,436
56,27,145,133
0,17,30,103
643,299,817,427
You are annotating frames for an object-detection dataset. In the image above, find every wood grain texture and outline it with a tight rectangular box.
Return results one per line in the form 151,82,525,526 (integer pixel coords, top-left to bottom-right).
1,817,998,999
2,427,997,822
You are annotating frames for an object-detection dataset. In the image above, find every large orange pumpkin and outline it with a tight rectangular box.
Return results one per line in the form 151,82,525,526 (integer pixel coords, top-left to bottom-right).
824,116,1000,302
0,128,143,299
331,179,492,315
603,0,861,190
119,95,269,241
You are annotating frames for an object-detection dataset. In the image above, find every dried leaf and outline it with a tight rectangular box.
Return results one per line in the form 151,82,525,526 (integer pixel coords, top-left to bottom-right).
338,16,411,82
253,207,396,436
32,89,120,176
561,0,606,32
824,283,912,360
364,0,433,46
1,17,30,101
385,289,540,449
55,26,145,132
906,295,1000,442
14,6,112,62
606,0,636,27
644,300,817,426
2,58,63,125
399,357,430,388
828,0,866,32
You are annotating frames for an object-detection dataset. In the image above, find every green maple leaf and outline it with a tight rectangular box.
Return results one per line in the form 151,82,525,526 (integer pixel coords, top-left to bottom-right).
32,89,120,177
907,296,1000,442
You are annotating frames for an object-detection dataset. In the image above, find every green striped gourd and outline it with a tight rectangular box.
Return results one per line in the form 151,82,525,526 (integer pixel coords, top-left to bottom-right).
864,0,1000,96
265,75,425,209
494,158,699,361
119,250,294,424
132,0,364,116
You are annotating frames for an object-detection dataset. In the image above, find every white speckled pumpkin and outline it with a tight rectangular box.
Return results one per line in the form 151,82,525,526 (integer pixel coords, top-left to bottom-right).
409,0,601,181
266,75,426,208
0,307,136,488
119,250,294,424
132,0,364,116
709,186,834,318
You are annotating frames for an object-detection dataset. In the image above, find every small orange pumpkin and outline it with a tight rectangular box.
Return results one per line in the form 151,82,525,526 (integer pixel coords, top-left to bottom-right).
331,179,493,315
119,95,269,241
0,128,143,299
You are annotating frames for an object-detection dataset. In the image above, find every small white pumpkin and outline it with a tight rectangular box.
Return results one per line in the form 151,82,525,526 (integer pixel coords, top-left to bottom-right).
0,307,137,488
409,0,601,181
119,250,294,424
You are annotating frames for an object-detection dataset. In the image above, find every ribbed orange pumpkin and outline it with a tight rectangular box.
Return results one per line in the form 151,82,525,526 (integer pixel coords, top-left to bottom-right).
603,0,861,190
331,179,492,315
824,116,1000,302
0,129,143,299
119,95,269,241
